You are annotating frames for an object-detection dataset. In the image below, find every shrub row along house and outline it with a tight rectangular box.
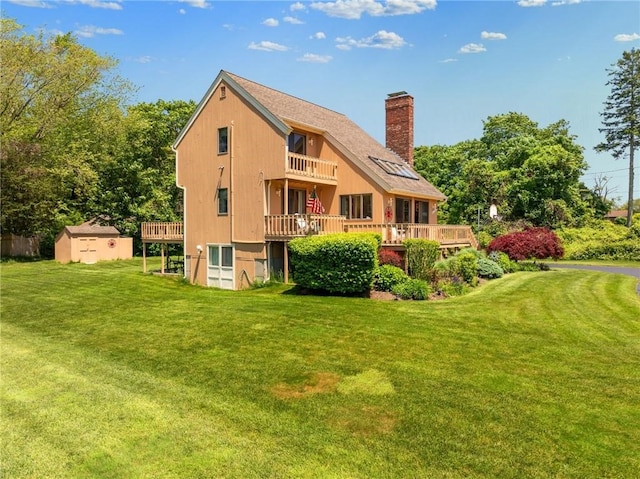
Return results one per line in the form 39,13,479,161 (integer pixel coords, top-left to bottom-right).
142,70,476,289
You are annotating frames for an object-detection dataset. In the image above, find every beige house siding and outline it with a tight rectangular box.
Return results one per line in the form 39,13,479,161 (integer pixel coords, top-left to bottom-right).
173,70,456,289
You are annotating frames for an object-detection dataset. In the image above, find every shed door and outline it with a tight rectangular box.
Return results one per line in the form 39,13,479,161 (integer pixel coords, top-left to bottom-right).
79,237,98,264
207,244,234,290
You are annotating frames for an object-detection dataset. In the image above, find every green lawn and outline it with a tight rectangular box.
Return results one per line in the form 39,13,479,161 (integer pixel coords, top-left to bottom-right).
2,259,639,478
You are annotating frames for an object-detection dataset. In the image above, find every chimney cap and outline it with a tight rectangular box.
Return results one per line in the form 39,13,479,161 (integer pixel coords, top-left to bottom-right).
387,91,409,98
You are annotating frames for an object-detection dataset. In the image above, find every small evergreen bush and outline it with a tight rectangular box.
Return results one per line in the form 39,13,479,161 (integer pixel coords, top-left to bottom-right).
374,265,409,292
392,278,430,300
477,257,504,279
488,250,516,273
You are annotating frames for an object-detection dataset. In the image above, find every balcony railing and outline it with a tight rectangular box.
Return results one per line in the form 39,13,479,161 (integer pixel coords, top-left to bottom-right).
345,223,478,249
264,216,477,249
286,153,338,182
265,214,345,239
141,222,183,242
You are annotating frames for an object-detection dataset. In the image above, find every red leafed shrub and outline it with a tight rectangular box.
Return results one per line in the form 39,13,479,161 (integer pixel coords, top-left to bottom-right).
378,248,403,268
487,227,564,261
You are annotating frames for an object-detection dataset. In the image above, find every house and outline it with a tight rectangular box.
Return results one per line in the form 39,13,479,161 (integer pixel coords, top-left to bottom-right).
143,70,476,289
55,223,132,264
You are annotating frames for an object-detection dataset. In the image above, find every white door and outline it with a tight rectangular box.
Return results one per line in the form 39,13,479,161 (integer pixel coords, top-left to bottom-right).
79,237,98,264
207,245,234,290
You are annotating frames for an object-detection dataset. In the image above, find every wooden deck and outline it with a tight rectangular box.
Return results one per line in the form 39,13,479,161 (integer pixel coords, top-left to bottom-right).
141,218,478,249
264,215,478,249
141,222,183,243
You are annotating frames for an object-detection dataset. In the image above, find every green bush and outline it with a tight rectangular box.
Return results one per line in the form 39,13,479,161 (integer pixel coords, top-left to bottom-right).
404,239,440,280
557,219,640,261
374,265,409,292
289,233,379,294
477,257,504,279
456,251,479,286
568,240,640,261
488,251,516,273
438,277,470,297
392,278,430,300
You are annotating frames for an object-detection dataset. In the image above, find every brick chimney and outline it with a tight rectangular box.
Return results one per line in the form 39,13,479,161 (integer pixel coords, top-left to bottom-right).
385,91,414,166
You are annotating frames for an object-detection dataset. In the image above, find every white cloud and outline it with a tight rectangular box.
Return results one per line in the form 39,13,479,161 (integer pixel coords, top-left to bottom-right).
290,2,306,11
179,8,186,14
74,25,123,37
439,58,458,63
311,0,436,19
133,56,152,64
311,32,327,40
481,31,507,40
614,33,640,42
336,30,407,49
248,41,290,52
298,53,333,63
178,0,210,9
284,16,305,24
263,18,279,27
551,0,582,5
60,0,123,9
458,43,486,54
518,0,546,7
6,0,54,7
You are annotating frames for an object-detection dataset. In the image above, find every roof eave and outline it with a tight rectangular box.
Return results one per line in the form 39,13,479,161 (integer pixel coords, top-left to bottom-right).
173,70,290,150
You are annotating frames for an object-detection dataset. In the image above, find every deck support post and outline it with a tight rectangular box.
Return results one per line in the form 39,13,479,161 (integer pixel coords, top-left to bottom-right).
284,241,289,284
143,242,147,273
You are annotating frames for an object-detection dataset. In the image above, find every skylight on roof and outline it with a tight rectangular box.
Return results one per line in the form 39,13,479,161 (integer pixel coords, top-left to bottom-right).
369,156,420,180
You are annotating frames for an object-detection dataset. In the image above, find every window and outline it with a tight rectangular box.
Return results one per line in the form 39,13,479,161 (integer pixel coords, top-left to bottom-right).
369,155,419,180
288,132,306,155
220,85,226,99
221,246,233,267
218,188,228,215
340,194,372,219
395,198,411,223
209,246,219,266
218,127,228,154
415,201,429,224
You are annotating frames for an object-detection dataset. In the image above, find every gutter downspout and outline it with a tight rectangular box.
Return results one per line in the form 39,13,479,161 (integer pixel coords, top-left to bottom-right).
173,146,189,281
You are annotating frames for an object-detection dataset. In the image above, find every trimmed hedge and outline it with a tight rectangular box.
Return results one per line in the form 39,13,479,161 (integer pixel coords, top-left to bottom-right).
288,233,380,294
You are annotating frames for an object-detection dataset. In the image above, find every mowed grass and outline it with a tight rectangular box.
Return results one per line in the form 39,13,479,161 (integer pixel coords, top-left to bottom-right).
2,259,639,478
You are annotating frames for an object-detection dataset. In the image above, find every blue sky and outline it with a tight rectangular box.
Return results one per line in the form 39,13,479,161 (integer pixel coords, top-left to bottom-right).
5,0,640,203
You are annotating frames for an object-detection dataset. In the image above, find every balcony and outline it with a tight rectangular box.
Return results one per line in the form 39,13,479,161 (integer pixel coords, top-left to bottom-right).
286,153,338,184
141,222,183,243
265,214,345,239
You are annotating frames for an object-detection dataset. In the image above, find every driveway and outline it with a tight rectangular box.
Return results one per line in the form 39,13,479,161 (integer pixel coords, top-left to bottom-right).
548,263,640,295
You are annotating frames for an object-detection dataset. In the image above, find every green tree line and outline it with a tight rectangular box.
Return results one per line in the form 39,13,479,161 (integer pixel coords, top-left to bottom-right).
1,18,195,255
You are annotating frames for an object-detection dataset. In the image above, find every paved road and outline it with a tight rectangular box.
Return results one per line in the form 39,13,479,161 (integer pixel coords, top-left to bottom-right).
548,263,640,295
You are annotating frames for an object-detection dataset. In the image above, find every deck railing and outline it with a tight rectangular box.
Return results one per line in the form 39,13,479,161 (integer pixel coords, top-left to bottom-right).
265,214,345,238
346,223,478,249
141,222,183,242
264,216,477,249
287,153,338,181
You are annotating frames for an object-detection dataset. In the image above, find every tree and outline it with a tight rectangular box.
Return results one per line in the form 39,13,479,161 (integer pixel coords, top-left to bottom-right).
595,48,640,227
94,100,196,253
414,113,589,228
0,18,132,254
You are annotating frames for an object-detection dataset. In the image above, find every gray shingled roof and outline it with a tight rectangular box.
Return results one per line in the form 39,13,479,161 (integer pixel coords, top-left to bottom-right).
65,225,120,236
225,71,445,200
